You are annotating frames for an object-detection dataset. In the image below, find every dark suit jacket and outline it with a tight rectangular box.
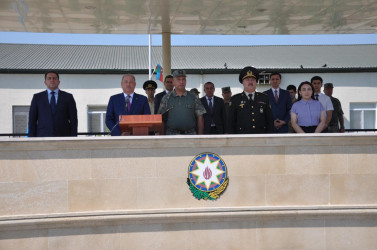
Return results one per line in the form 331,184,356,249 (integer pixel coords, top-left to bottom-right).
263,88,292,133
200,96,226,134
28,90,78,137
154,91,167,114
227,92,274,134
105,92,151,136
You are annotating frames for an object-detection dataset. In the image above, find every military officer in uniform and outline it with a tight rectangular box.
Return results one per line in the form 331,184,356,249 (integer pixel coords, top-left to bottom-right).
324,83,345,133
158,69,206,135
227,66,274,134
222,86,232,120
143,80,157,114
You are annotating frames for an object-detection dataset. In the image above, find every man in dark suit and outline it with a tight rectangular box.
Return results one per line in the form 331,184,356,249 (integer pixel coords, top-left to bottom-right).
227,66,274,134
28,71,78,137
106,74,150,136
263,72,292,133
200,82,226,134
154,75,173,114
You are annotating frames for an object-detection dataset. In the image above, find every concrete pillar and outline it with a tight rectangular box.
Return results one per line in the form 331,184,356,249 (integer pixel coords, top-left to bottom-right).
162,32,171,76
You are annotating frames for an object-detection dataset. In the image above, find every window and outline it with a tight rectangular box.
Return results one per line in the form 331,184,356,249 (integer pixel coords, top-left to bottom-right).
350,103,377,129
13,106,30,134
258,73,271,85
88,106,109,133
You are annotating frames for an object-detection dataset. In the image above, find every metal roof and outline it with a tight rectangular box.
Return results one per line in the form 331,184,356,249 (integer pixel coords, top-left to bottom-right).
1,43,377,74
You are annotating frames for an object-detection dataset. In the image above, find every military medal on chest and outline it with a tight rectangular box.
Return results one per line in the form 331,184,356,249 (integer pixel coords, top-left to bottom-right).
239,100,246,108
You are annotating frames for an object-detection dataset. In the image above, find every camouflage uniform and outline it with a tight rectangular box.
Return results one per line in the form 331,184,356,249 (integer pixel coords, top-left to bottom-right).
158,90,206,135
328,96,344,132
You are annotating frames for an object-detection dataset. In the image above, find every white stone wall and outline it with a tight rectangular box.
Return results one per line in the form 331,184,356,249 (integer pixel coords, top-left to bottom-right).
1,72,376,133
1,134,377,249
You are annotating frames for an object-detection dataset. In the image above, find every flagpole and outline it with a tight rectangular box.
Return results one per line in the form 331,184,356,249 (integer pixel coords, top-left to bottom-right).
147,0,152,80
148,34,152,80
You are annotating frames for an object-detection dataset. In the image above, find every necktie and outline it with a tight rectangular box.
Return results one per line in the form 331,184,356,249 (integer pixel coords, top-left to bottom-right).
314,94,319,100
208,97,213,114
249,93,253,101
274,90,279,103
125,95,131,112
208,97,215,126
50,91,56,113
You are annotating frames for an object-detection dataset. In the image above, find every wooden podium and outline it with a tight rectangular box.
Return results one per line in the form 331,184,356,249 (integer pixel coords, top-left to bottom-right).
119,114,163,135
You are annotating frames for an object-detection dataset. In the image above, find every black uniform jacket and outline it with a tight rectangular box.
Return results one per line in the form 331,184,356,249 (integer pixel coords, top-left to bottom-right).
227,91,274,134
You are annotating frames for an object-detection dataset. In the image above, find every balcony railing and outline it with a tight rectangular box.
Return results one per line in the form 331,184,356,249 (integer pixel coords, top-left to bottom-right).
1,130,377,138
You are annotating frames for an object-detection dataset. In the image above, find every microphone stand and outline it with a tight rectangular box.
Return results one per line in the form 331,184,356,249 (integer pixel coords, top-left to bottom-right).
108,116,122,136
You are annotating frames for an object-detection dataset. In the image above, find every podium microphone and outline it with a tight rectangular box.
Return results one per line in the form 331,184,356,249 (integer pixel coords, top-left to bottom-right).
108,96,130,135
108,116,122,136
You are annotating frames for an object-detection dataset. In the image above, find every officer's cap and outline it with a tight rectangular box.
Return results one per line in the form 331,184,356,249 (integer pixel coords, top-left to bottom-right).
324,83,334,89
222,86,231,93
190,88,200,95
239,66,259,83
172,69,186,78
143,80,157,90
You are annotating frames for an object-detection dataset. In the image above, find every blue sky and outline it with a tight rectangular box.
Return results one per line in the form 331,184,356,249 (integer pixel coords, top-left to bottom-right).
1,32,377,46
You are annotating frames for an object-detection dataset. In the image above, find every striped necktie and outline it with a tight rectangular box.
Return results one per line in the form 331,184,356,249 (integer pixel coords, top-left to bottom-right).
274,90,279,103
125,95,131,112
208,97,213,114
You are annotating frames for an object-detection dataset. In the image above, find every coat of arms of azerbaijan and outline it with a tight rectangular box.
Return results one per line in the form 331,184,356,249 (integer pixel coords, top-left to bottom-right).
187,152,229,200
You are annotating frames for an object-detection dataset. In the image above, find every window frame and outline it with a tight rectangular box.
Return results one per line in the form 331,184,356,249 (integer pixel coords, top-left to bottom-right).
12,105,30,134
87,106,108,133
350,103,377,129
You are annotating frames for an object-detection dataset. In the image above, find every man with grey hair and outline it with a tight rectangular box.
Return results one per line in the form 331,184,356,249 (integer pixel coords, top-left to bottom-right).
158,70,206,135
106,74,150,136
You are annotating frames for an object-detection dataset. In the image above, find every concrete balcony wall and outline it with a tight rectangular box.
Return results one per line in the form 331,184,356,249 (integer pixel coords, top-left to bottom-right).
1,134,377,249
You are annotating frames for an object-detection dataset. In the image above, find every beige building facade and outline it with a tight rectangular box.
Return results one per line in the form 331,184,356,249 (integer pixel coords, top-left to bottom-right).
1,134,377,249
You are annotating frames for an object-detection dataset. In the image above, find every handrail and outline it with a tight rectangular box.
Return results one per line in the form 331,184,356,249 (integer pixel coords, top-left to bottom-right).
0,130,376,138
0,132,109,138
